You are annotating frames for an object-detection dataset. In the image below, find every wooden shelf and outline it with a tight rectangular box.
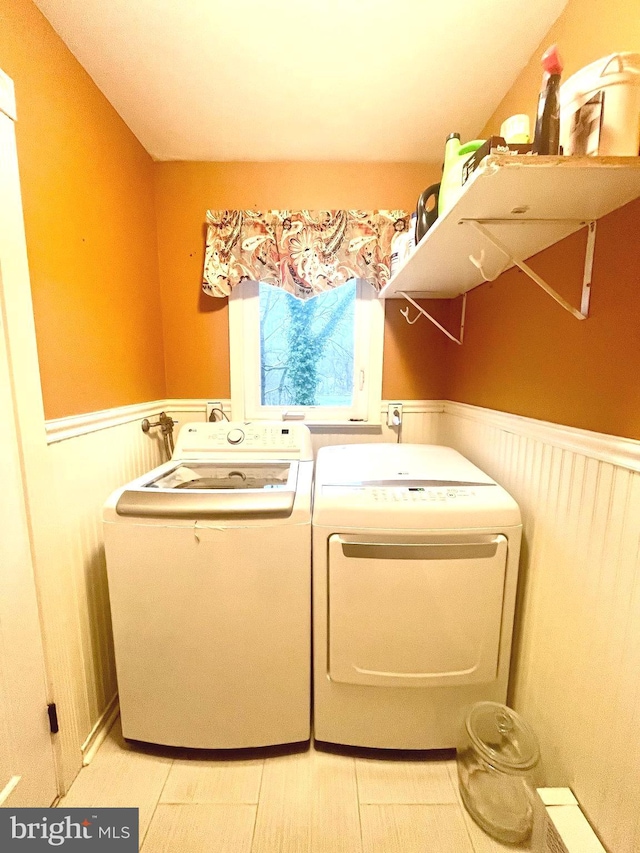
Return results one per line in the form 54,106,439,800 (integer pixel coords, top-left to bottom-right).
379,155,640,300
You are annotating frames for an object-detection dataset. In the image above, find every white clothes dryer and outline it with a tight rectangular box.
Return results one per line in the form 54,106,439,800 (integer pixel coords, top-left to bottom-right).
103,421,313,749
312,443,522,750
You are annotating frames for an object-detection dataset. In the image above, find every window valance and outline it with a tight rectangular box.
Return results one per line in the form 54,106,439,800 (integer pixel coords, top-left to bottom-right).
202,209,409,300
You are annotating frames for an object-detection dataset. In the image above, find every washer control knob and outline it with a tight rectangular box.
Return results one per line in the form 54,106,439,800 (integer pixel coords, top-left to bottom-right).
227,428,245,445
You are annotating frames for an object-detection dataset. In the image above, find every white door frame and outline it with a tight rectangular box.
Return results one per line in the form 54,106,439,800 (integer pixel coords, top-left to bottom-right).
0,67,87,793
0,257,58,805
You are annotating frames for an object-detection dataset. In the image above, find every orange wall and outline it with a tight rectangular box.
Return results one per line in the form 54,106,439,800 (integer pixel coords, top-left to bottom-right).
0,0,165,419
446,200,640,438
6,0,639,434
154,162,447,401
446,0,640,439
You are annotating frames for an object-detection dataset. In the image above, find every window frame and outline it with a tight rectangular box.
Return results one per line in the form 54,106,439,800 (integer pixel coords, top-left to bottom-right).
228,279,384,424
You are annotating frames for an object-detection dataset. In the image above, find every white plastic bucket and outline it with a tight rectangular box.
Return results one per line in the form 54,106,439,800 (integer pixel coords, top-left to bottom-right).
560,52,640,156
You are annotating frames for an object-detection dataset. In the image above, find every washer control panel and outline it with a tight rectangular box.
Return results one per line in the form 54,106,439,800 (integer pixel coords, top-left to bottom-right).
218,425,297,449
173,421,313,460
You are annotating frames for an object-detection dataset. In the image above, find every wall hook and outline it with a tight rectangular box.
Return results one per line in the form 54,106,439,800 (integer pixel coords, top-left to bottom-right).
400,304,422,325
468,249,509,282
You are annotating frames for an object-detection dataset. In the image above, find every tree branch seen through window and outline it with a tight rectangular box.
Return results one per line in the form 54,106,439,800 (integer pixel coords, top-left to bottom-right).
259,282,355,407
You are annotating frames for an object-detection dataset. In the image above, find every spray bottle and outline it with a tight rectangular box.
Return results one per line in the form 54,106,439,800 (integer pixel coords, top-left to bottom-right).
390,219,410,278
532,45,564,155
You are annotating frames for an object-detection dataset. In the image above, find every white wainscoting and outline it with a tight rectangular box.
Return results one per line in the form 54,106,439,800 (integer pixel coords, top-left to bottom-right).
45,406,166,788
440,402,640,853
47,395,640,848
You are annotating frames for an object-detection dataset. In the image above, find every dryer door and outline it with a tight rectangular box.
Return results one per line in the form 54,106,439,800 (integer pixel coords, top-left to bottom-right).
328,533,508,687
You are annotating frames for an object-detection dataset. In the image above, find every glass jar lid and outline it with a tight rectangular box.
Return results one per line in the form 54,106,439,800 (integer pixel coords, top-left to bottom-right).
465,701,540,772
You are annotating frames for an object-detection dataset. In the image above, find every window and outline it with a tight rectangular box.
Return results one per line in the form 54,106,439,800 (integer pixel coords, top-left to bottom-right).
229,279,384,423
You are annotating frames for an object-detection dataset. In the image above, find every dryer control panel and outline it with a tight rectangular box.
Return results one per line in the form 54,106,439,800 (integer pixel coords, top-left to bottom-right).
316,481,519,529
372,486,479,502
322,483,495,503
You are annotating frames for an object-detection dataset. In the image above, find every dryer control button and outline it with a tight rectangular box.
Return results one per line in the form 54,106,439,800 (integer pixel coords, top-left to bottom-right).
227,428,245,445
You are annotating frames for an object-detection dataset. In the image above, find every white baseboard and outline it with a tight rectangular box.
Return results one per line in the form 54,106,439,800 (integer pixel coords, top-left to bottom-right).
80,694,119,766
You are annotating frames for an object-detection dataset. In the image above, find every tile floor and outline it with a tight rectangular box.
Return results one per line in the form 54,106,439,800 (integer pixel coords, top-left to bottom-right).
60,719,531,852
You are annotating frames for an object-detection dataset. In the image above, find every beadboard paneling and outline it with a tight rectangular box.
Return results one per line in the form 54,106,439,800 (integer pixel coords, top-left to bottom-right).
440,403,640,853
47,416,165,756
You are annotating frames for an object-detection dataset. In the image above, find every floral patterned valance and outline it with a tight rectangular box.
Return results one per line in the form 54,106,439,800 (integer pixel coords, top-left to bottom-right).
202,209,409,300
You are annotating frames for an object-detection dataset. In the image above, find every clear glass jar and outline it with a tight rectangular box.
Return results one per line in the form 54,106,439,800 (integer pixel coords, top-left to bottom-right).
457,701,540,844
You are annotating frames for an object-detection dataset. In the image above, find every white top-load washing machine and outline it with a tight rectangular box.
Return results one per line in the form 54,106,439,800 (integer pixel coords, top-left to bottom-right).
312,443,522,750
103,421,313,749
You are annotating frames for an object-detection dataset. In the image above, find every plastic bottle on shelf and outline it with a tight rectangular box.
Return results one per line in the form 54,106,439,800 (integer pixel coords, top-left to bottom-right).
532,45,564,155
500,114,531,144
438,134,485,216
390,224,411,278
407,212,418,255
438,133,461,216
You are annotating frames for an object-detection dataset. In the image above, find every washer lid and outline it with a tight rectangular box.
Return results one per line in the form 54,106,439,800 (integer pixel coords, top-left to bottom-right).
115,461,299,518
148,462,291,491
465,701,540,772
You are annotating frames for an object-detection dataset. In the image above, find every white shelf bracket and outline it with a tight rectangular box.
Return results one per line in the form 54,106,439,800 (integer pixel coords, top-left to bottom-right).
466,219,596,320
581,220,597,317
399,292,467,345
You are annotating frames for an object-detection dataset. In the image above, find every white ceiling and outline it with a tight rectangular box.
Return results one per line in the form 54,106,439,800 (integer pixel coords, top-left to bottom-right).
33,0,569,162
